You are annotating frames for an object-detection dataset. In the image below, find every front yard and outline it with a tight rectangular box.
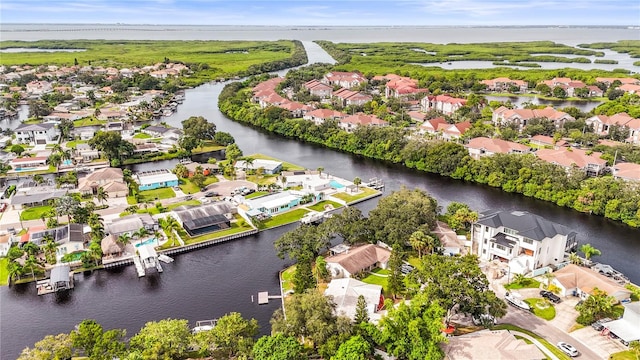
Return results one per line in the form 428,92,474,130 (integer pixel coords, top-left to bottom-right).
504,278,541,290
178,176,219,194
262,208,310,228
127,188,176,204
524,298,556,320
20,205,52,221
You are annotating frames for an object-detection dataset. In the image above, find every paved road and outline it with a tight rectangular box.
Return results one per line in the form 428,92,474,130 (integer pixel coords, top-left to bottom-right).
503,305,602,360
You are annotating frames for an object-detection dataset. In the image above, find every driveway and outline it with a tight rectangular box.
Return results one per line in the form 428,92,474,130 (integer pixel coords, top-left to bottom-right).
206,180,256,196
549,297,581,332
571,326,627,359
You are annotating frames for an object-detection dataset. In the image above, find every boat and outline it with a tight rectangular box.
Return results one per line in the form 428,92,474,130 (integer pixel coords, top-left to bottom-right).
300,211,325,225
192,319,217,334
505,291,530,311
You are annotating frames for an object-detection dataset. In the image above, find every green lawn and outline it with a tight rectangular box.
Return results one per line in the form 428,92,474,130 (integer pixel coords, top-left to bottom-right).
407,257,421,268
525,298,556,320
263,208,310,228
362,273,389,295
245,191,269,199
136,200,201,215
371,268,391,275
504,278,541,290
193,141,226,154
133,133,152,139
609,350,637,360
0,257,9,286
73,118,106,127
331,187,380,204
20,205,52,221
65,140,88,149
307,200,343,212
493,324,570,360
127,188,176,204
178,176,219,194
245,174,278,186
249,153,305,171
281,265,296,294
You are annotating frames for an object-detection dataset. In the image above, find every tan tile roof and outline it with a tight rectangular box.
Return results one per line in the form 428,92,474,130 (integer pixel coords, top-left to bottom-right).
467,137,530,154
535,148,606,169
613,162,640,181
554,264,631,297
443,330,545,360
325,244,391,275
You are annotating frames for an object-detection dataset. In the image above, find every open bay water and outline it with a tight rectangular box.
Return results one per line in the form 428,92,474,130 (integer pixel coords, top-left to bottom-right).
1,25,640,359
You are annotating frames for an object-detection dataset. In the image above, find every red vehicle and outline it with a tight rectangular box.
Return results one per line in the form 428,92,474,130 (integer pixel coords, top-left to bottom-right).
0,203,7,212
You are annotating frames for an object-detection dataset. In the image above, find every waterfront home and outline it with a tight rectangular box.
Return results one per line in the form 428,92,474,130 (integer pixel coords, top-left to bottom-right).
338,113,388,133
78,167,128,198
437,121,472,140
443,329,545,360
603,302,640,346
465,137,531,159
480,77,529,92
324,278,384,323
142,125,171,138
0,233,16,257
325,244,391,279
535,147,607,176
551,264,632,302
332,88,373,107
472,210,577,275
135,169,179,190
101,234,126,258
612,162,640,182
106,213,158,237
420,94,467,115
171,202,235,236
303,109,346,126
14,123,59,145
279,171,333,192
234,159,282,175
322,71,367,89
74,143,101,163
239,190,320,219
417,117,448,135
184,162,220,177
26,223,86,260
492,106,575,130
618,83,640,94
303,79,333,98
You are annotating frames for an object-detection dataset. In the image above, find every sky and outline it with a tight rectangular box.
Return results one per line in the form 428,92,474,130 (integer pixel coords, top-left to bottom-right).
1,0,639,26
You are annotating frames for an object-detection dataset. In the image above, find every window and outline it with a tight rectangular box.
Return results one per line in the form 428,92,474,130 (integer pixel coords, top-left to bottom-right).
503,228,517,235
496,244,506,251
523,238,534,245
482,249,486,254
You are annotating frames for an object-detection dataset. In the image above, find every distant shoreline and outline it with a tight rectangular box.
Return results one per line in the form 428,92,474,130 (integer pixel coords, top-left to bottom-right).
2,24,636,28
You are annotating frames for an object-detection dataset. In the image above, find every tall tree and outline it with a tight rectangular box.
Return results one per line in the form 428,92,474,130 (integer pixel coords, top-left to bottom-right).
225,143,243,163
70,319,103,358
95,186,108,205
47,152,63,172
293,254,316,294
354,295,370,324
331,335,373,360
209,312,259,359
182,116,216,141
10,144,25,156
353,177,362,191
253,333,306,360
17,333,72,360
129,318,192,360
576,288,616,325
324,207,372,245
387,247,405,299
55,195,80,223
408,230,429,259
580,243,602,262
274,224,333,262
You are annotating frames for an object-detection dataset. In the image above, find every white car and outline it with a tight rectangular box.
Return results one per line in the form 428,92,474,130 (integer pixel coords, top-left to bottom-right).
557,342,579,357
199,197,211,204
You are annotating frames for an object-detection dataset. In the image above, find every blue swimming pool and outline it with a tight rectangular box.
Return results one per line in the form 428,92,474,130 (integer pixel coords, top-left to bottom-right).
329,180,345,189
135,238,158,247
62,159,73,166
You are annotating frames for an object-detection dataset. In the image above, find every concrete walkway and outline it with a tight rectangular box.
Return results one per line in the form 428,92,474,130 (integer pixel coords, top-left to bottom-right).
509,330,561,360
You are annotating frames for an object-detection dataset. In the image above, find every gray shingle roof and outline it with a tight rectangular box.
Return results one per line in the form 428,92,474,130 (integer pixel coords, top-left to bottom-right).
476,210,576,241
173,202,232,231
15,123,55,132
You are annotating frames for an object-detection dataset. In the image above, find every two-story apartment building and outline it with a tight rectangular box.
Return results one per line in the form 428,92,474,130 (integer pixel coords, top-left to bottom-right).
472,210,577,274
322,71,367,89
492,106,575,130
420,95,467,115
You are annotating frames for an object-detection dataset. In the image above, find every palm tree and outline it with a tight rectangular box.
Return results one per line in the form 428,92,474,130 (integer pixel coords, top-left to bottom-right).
628,341,640,360
242,157,255,175
47,152,62,172
95,186,108,205
33,174,45,185
117,233,131,247
408,230,428,259
159,216,181,247
317,167,324,178
7,261,24,282
353,177,362,191
51,144,63,153
173,163,188,178
24,255,40,280
22,242,41,257
134,227,149,240
580,244,602,262
569,252,583,266
42,235,58,265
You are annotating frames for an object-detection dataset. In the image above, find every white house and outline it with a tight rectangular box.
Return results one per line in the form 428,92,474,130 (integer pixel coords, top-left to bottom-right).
234,159,282,175
472,210,577,274
324,278,383,322
0,233,16,257
551,264,632,302
420,95,467,115
14,123,59,145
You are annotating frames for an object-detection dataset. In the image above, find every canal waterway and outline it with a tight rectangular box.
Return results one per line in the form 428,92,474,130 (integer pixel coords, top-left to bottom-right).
2,29,640,359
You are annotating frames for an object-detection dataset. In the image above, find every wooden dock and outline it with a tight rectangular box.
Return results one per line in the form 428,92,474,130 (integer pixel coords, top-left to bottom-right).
133,256,145,277
257,291,282,305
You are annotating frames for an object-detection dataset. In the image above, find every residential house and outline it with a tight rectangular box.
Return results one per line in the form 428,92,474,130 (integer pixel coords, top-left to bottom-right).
443,330,545,360
492,106,575,130
465,137,531,159
78,167,128,198
618,84,640,94
384,76,429,98
420,95,467,115
142,125,170,137
481,77,529,92
101,234,126,258
171,202,234,236
437,121,472,140
184,162,220,176
322,71,367,89
333,88,373,106
408,111,426,123
234,159,282,175
25,80,53,95
325,244,392,278
472,210,577,274
612,162,640,182
551,264,632,302
0,233,16,257
604,302,640,345
303,109,345,125
28,223,86,260
10,183,67,208
535,148,607,176
324,278,384,322
9,157,49,171
133,143,160,155
239,190,321,219
529,135,567,149
339,113,388,133
106,213,158,237
14,123,59,145
279,171,337,192
160,128,184,146
417,117,448,135
303,79,333,98
135,169,179,191
74,143,100,163
105,121,124,132
279,101,312,118
595,77,640,86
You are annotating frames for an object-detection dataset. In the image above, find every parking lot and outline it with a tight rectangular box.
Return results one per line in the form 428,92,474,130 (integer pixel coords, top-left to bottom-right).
571,326,627,359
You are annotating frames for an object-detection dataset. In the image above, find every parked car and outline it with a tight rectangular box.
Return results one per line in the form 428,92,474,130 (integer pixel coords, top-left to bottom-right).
400,264,414,274
540,290,561,304
557,342,579,357
0,202,7,212
204,191,219,197
591,318,612,331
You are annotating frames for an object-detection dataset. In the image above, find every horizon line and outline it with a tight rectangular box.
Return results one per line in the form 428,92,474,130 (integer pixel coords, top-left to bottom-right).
2,23,637,28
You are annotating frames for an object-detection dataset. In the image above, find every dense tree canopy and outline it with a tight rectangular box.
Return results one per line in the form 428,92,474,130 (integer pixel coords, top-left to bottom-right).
182,116,216,141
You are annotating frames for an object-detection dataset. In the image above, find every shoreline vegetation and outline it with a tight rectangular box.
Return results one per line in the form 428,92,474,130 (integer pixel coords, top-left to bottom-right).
218,73,640,228
0,39,308,86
